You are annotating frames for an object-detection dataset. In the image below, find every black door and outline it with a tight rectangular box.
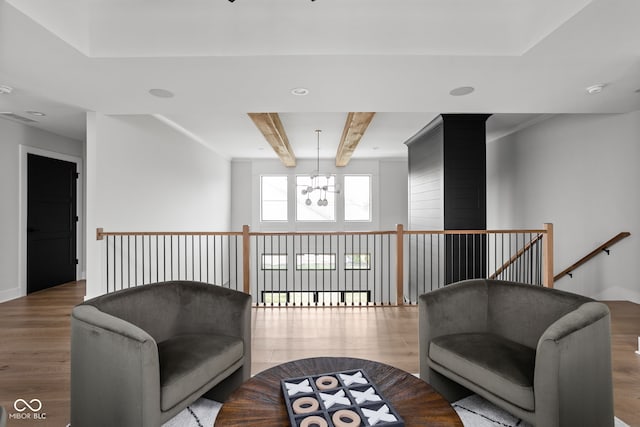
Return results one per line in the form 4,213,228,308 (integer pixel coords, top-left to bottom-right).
27,154,77,293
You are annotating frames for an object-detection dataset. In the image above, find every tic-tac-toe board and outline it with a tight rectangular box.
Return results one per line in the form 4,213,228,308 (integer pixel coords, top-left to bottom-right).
281,369,405,427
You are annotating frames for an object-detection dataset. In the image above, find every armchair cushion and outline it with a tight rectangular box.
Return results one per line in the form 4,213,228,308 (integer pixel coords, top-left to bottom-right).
158,333,244,411
430,332,535,410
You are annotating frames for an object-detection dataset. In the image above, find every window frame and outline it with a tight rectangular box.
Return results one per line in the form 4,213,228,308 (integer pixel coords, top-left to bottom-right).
295,253,337,270
344,253,372,270
261,253,288,270
260,175,288,222
343,174,372,222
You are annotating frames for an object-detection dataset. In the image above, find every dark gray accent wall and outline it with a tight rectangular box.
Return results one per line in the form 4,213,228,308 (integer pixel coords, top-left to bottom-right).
441,114,488,230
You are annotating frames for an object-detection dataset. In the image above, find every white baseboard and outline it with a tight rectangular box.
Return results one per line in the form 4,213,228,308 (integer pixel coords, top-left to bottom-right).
0,287,23,303
596,286,640,304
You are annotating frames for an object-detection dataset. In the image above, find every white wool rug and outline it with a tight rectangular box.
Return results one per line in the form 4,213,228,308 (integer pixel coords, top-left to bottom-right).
162,399,221,427
452,394,629,427
163,395,630,427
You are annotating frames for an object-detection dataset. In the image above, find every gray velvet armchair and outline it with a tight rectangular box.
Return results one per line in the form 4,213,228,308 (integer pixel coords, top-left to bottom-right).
419,279,614,427
71,281,251,427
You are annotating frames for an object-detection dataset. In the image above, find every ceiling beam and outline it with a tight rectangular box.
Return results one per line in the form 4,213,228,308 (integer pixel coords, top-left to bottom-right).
335,112,376,167
248,112,296,167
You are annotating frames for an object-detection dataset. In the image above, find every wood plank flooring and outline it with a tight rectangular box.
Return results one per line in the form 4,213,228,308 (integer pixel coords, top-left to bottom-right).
0,281,638,426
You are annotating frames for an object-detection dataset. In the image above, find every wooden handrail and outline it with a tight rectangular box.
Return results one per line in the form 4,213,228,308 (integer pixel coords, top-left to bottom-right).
554,232,631,282
405,228,546,235
96,230,242,240
489,233,544,279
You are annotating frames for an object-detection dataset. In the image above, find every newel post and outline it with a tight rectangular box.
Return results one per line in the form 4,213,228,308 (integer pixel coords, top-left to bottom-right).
542,223,554,288
242,225,251,294
396,224,404,305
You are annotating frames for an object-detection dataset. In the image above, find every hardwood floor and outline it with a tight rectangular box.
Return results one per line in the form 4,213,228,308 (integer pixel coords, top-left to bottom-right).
0,281,638,426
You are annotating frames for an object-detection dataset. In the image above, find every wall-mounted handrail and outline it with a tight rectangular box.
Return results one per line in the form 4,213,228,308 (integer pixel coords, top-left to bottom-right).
554,232,631,281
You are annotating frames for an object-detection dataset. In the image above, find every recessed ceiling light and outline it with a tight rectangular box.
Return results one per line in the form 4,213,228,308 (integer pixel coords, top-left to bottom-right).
149,88,175,98
290,87,309,96
586,84,605,95
449,86,475,96
26,111,46,117
0,85,13,95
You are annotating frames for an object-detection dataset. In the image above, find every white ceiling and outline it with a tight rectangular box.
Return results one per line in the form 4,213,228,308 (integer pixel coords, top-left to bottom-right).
0,0,639,160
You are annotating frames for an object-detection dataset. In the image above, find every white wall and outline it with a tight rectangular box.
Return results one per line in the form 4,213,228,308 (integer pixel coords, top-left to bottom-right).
230,158,408,232
86,113,231,298
487,112,640,302
0,118,84,302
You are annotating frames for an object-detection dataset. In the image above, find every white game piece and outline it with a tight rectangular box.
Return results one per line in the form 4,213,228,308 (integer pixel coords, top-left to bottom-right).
319,389,350,408
349,386,381,404
362,404,397,425
339,371,367,386
284,379,313,396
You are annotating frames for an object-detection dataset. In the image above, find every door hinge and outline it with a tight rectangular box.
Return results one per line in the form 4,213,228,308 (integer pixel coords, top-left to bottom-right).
74,259,79,265
75,216,79,222
75,172,79,179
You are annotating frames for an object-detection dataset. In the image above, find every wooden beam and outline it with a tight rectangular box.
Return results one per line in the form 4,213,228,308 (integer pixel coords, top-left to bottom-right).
248,113,296,167
335,112,376,167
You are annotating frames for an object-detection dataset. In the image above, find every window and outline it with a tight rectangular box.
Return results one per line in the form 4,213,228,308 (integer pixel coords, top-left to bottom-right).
344,292,370,305
345,253,371,270
262,292,288,304
344,175,371,221
296,175,336,221
290,292,315,305
261,254,288,270
261,176,288,221
296,253,336,270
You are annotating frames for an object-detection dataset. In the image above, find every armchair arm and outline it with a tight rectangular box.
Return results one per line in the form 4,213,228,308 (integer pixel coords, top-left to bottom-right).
71,306,161,427
419,280,488,381
534,302,614,427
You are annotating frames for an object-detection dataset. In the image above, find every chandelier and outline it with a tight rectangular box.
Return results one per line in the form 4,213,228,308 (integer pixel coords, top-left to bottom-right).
301,130,340,207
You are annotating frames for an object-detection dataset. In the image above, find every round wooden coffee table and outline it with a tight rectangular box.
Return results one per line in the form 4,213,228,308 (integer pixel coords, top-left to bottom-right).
215,357,463,426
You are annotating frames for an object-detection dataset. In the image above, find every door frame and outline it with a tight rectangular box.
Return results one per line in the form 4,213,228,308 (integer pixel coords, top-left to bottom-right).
18,145,84,297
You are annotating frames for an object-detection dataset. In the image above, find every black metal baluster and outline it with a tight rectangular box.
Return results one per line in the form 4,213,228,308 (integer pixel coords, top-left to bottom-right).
253,236,257,302
437,234,441,289
213,236,218,285
344,234,348,305
284,235,288,304
106,236,110,293
227,235,231,289
133,235,137,285
163,235,167,281
148,235,152,284
277,235,281,305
